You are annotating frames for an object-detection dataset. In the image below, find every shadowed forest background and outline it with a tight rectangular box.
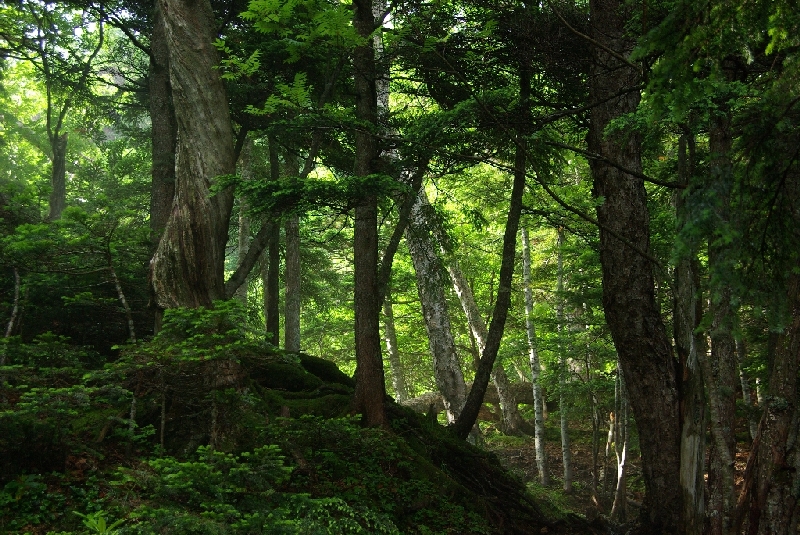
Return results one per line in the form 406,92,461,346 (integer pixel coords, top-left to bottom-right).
0,0,799,534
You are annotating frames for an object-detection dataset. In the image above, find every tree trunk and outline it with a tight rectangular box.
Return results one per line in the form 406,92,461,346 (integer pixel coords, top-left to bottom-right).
674,134,706,535
107,249,136,343
4,267,20,341
150,0,236,309
406,190,467,423
588,0,683,530
148,1,176,249
264,138,281,345
736,337,759,440
383,289,409,402
285,212,301,352
47,132,68,221
235,139,252,304
522,227,550,485
747,272,800,535
451,107,526,440
610,367,629,523
556,228,573,493
444,242,528,434
351,0,386,427
705,113,737,535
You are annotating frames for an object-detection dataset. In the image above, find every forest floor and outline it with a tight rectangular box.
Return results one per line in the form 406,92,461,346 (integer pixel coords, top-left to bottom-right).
485,420,754,523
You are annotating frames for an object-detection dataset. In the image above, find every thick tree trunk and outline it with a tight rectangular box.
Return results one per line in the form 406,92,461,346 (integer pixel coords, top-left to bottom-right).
588,0,683,531
383,289,409,402
522,227,549,485
747,273,800,535
674,134,706,535
47,132,68,221
351,0,386,427
150,0,236,309
406,191,467,422
148,1,176,249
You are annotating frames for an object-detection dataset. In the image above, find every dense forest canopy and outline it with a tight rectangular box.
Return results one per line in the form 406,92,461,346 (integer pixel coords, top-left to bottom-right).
0,0,799,534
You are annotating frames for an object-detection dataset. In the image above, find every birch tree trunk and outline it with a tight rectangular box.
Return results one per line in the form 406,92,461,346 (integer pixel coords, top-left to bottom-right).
444,247,528,435
150,0,236,309
522,227,549,486
610,366,629,522
383,289,409,402
556,228,572,493
406,191,467,422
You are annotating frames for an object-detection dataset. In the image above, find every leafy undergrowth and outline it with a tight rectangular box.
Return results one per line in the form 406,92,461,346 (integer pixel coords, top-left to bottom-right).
0,303,604,535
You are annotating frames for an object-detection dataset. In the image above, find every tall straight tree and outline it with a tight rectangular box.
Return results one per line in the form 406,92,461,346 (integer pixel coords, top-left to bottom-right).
522,227,549,485
149,0,236,308
588,0,683,531
351,0,387,427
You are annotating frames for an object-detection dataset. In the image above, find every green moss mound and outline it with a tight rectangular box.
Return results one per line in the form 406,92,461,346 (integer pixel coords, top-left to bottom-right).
0,304,599,534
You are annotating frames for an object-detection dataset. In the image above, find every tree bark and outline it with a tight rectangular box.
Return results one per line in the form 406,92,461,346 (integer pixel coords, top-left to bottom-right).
264,137,281,345
705,113,737,535
588,0,683,530
556,228,573,493
47,132,68,221
383,289,409,402
748,272,800,535
440,233,528,435
235,139,252,304
150,0,236,309
406,190,467,423
522,227,550,485
351,0,386,427
674,134,706,535
284,212,301,352
4,267,20,342
148,1,177,249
